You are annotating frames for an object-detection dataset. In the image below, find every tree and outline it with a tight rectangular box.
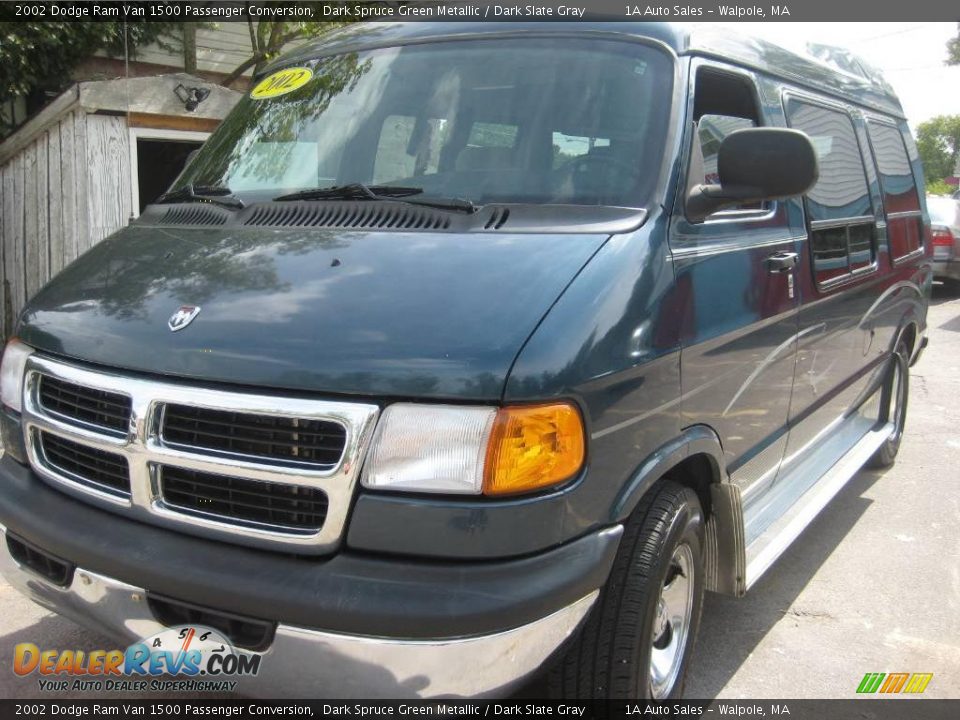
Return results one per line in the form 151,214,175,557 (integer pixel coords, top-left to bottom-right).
0,18,179,135
915,115,960,191
221,18,352,87
947,22,960,65
182,23,198,74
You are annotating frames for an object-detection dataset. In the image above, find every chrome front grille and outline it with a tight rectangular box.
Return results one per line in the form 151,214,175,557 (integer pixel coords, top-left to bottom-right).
159,466,329,532
160,404,347,469
38,431,131,498
21,355,379,553
38,375,132,436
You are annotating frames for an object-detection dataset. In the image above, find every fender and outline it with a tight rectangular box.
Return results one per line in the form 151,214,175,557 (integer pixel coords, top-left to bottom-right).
611,424,746,596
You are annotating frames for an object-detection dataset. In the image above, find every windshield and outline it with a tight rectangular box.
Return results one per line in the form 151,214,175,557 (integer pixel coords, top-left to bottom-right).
173,38,673,208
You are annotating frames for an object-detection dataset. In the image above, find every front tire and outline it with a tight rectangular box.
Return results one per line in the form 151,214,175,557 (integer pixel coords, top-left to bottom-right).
549,481,705,699
867,339,910,469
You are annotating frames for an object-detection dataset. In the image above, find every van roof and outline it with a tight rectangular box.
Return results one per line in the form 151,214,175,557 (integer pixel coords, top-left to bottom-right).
274,22,904,120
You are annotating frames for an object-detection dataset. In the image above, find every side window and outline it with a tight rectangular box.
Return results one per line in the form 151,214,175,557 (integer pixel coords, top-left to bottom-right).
868,121,924,260
698,114,755,185
786,101,876,283
688,68,770,219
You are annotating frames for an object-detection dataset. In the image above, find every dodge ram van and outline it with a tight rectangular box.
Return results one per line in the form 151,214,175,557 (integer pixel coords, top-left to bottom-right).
0,22,931,698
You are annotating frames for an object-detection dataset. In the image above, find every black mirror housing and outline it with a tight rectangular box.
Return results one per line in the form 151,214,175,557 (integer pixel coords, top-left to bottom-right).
686,127,819,223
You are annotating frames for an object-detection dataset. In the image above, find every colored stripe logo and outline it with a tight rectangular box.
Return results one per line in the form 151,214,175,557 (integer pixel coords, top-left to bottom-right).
857,672,933,694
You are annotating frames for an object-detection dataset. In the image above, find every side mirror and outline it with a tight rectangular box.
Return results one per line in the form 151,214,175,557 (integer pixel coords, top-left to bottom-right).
685,127,819,223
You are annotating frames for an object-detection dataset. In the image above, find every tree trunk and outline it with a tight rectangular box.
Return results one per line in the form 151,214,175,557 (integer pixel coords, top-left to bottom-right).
182,23,197,74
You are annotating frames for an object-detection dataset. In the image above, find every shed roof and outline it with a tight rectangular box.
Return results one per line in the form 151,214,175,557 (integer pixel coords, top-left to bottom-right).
0,74,241,166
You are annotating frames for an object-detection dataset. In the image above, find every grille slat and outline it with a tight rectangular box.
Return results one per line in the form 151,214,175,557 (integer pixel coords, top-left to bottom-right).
162,420,345,452
40,432,130,496
160,466,328,530
163,414,344,442
161,404,347,468
39,376,132,435
156,473,324,511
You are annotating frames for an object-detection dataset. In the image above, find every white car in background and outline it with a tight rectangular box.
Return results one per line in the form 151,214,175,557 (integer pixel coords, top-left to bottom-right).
929,195,960,288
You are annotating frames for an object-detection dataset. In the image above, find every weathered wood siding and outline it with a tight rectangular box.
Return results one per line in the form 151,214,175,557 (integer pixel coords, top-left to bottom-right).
0,110,132,339
96,23,256,76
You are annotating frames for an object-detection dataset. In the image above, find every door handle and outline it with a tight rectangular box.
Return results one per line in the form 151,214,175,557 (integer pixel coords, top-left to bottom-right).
767,251,799,273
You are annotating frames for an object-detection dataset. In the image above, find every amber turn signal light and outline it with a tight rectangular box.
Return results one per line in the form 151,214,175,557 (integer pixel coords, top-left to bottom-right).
483,402,585,496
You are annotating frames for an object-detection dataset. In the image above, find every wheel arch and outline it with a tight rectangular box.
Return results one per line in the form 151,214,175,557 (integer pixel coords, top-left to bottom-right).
896,320,921,365
611,424,746,596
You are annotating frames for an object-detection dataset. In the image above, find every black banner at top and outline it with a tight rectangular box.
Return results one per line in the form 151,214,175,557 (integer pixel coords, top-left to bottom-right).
0,699,958,720
0,696,960,720
2,0,959,23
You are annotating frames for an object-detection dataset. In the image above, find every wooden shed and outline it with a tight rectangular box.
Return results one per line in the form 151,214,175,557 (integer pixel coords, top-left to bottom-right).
0,74,241,339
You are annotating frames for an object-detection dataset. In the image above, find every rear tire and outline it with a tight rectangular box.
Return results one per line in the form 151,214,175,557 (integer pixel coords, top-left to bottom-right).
548,481,705,699
867,339,909,469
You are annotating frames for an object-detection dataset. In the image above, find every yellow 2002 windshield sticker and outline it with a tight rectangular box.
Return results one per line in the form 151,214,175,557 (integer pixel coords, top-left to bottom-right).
250,67,313,100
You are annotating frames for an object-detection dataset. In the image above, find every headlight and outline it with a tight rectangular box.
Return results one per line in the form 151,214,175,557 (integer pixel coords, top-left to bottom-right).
0,338,34,413
361,402,585,496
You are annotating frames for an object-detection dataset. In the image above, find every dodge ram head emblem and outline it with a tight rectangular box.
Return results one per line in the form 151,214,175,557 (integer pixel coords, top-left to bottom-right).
168,305,201,332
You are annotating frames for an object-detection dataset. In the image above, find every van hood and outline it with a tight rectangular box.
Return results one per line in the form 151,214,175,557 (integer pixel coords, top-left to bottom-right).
18,225,607,400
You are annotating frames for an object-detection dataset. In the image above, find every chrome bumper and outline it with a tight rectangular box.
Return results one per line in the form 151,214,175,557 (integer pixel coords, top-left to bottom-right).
0,524,598,698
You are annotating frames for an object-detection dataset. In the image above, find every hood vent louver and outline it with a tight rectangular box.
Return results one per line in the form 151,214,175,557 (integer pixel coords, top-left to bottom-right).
156,205,230,226
136,199,639,233
243,202,453,231
484,207,511,230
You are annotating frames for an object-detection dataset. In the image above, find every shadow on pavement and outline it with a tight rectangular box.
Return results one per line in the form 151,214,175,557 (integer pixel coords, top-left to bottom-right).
685,467,885,698
930,282,960,306
516,466,887,699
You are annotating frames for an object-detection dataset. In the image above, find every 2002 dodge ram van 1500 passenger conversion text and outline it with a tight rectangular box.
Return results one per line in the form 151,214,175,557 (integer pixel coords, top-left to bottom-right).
0,22,931,698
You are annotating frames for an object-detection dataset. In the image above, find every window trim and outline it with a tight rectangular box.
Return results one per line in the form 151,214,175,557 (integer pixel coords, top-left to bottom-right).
783,92,880,290
863,116,925,266
682,60,784,229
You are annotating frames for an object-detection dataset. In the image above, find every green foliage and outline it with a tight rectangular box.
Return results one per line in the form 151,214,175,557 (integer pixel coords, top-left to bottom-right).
947,22,960,65
0,20,178,97
179,52,372,188
0,18,179,135
221,18,354,86
926,179,955,196
915,115,960,185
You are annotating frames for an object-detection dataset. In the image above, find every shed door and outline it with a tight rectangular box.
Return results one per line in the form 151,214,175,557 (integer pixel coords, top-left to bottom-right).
129,129,209,216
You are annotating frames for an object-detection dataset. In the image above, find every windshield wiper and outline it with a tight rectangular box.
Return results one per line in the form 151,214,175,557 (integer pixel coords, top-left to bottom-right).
274,183,478,214
274,183,422,202
157,184,245,209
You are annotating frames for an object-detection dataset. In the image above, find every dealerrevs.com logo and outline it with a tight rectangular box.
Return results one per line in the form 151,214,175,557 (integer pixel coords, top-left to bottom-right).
13,625,261,693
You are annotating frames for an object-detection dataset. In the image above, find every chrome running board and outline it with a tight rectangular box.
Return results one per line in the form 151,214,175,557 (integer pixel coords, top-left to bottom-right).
743,421,893,589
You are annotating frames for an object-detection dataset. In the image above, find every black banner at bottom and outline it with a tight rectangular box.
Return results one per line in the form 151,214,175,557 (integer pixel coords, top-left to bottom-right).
0,700,957,720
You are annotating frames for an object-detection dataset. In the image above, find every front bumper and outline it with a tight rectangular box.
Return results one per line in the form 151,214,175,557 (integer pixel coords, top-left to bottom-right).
0,530,598,697
0,456,621,697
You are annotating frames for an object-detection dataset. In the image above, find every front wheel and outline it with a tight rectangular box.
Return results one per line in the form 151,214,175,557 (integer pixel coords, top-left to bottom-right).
548,481,705,699
867,339,910,469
